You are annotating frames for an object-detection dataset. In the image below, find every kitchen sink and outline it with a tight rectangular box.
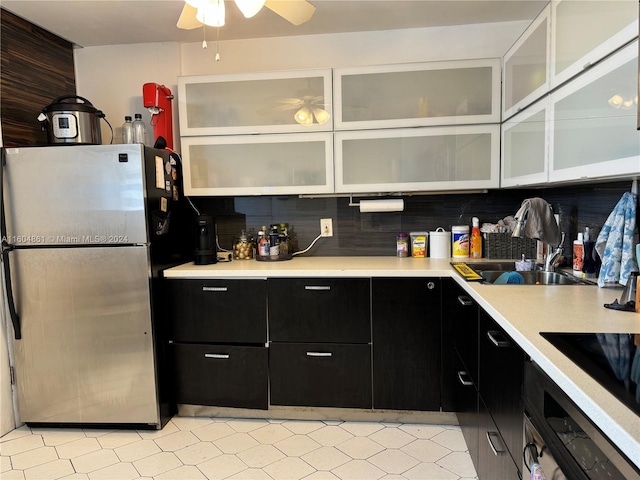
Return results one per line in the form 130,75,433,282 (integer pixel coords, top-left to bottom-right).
479,270,593,285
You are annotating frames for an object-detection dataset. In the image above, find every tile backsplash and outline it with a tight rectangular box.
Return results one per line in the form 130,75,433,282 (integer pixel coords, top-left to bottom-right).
189,181,634,261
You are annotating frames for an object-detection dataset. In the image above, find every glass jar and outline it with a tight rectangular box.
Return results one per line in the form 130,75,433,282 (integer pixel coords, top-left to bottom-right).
396,232,409,257
233,230,254,260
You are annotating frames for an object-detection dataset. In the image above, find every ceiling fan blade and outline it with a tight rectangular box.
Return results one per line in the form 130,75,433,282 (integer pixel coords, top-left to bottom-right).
177,3,203,30
264,0,316,25
268,97,305,105
257,104,301,114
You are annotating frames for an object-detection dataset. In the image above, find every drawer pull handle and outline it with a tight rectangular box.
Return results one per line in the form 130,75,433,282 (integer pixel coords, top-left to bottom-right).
306,352,332,357
487,330,510,348
457,370,474,386
203,286,228,292
457,295,473,306
204,353,230,359
486,431,506,456
305,286,331,291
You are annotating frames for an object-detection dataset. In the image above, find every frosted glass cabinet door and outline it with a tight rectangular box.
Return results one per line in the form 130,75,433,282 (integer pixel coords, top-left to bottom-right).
502,4,550,120
551,0,638,88
549,40,639,183
178,69,332,135
334,59,501,130
335,125,500,193
182,133,334,196
501,97,549,187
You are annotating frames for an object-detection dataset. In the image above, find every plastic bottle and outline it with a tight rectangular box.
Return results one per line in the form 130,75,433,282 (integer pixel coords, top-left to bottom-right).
121,116,133,144
573,232,584,277
258,227,270,257
132,113,147,145
396,233,409,257
470,217,482,258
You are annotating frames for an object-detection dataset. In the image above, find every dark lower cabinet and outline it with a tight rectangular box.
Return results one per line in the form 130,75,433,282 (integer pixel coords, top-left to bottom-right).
168,279,267,344
269,343,372,408
171,343,268,409
372,277,441,411
451,306,525,480
454,351,479,468
167,279,269,409
442,278,478,412
477,398,522,480
479,310,524,467
268,278,370,343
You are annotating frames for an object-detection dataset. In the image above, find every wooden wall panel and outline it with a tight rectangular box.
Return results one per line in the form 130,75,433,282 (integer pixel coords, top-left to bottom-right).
1,8,76,147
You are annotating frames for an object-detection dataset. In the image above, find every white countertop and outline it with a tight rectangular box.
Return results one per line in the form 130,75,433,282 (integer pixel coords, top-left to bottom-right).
164,256,640,467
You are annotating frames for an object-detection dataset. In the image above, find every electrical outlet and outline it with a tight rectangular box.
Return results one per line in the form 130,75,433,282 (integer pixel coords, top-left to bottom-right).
321,218,333,237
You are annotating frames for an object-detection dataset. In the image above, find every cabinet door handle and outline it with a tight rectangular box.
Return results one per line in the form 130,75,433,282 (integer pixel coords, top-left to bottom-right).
457,370,474,386
306,351,332,357
202,286,228,292
487,330,511,348
204,353,230,359
486,431,507,456
457,295,473,306
304,286,331,291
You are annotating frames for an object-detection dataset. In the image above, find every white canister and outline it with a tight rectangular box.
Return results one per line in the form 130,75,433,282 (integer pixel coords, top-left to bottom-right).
429,227,451,259
452,225,470,258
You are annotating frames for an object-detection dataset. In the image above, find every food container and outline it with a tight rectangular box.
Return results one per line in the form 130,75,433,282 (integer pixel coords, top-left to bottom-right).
429,227,450,259
232,230,254,260
452,225,470,258
409,231,428,258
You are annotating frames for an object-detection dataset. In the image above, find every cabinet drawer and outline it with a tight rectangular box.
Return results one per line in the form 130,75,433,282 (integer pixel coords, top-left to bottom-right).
477,398,521,480
168,279,267,343
171,343,268,409
268,278,370,343
269,343,372,408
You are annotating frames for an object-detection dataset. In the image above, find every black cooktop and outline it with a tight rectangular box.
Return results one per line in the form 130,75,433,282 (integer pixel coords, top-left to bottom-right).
541,332,640,417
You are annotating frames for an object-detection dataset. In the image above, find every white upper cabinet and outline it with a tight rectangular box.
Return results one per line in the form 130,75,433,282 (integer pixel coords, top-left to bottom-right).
335,125,500,193
333,59,501,130
501,96,550,187
550,0,638,88
178,69,333,136
181,133,334,196
548,40,639,183
502,4,551,120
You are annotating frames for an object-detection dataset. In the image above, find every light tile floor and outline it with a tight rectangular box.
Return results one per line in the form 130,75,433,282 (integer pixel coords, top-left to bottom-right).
0,417,478,480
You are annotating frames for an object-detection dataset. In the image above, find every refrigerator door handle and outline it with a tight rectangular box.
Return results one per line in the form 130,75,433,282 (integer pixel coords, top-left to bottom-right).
1,148,22,340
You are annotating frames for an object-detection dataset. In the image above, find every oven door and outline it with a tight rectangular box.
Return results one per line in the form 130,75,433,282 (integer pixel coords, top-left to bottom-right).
523,361,640,480
523,414,567,480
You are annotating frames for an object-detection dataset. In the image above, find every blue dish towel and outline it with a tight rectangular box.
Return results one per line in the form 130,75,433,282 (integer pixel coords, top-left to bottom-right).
595,192,638,287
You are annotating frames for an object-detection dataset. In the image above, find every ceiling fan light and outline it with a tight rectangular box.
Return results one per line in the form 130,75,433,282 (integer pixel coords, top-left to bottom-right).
295,107,313,125
608,94,623,108
196,0,225,27
312,108,331,124
235,0,266,18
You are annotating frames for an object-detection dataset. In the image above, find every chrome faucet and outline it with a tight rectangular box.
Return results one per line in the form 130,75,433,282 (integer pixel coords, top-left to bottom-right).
544,232,565,272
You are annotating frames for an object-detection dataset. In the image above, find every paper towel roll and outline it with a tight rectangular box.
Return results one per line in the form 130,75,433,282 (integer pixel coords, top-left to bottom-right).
359,199,404,213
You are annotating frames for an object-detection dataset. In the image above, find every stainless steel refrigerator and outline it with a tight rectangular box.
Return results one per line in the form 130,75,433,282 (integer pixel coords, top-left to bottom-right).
1,144,190,428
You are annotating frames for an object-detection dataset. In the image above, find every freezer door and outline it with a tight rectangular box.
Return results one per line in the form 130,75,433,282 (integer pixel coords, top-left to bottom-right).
4,144,147,246
11,246,160,426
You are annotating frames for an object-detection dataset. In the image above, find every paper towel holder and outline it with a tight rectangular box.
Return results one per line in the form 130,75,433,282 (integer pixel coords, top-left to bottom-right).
349,195,405,213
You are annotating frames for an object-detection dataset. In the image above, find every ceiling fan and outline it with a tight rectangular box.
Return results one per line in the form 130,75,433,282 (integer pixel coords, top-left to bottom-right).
258,95,330,125
177,0,316,29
